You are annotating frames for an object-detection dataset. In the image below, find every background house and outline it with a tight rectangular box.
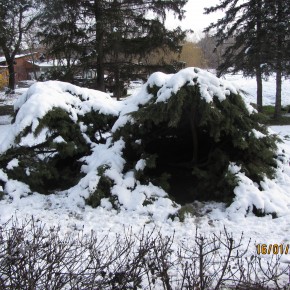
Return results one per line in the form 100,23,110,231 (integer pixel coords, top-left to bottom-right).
0,53,86,83
0,53,40,84
0,42,205,91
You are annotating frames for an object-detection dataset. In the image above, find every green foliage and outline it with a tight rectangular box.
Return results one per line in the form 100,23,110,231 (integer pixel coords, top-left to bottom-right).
35,107,89,155
39,0,188,92
204,0,272,76
79,111,115,144
258,105,290,125
114,80,278,204
265,116,290,126
86,165,115,208
0,100,118,194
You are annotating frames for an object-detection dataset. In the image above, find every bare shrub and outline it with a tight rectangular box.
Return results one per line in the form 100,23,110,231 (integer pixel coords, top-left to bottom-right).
176,227,288,289
0,218,288,289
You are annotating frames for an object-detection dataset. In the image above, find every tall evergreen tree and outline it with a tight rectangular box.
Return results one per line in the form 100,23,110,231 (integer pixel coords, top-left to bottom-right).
40,0,187,94
38,0,87,82
0,0,39,92
265,0,290,118
204,0,269,112
82,0,188,93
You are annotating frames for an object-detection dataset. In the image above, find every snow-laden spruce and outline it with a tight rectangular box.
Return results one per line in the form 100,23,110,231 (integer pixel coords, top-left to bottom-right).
0,68,290,219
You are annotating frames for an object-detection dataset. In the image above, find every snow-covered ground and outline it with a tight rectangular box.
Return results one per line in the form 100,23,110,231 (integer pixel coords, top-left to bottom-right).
1,72,290,287
224,72,290,107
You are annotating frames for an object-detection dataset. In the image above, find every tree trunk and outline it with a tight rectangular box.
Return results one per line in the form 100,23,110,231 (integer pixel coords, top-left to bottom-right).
254,0,264,112
96,45,105,91
274,0,283,119
274,68,282,118
113,65,122,101
256,66,263,112
6,58,16,93
95,0,105,92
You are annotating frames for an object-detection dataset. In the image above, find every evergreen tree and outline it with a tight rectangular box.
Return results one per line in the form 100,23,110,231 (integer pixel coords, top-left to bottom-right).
204,0,270,112
38,0,87,83
82,0,188,94
100,0,187,98
40,0,188,95
0,0,39,92
0,89,118,194
264,0,290,118
112,68,278,204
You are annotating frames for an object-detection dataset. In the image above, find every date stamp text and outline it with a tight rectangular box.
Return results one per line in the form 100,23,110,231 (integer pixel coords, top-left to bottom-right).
256,244,290,255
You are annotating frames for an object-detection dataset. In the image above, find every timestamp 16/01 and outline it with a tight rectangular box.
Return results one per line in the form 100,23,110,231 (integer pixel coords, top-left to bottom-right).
256,244,290,255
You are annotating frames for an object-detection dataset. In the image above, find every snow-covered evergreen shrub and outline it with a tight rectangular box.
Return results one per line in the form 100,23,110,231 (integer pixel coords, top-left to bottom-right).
0,81,120,194
113,68,278,203
1,108,88,193
0,69,285,217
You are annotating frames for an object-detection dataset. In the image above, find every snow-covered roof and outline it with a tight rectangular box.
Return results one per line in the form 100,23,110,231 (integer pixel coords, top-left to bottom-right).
27,60,58,68
0,52,38,63
29,59,78,68
34,61,57,67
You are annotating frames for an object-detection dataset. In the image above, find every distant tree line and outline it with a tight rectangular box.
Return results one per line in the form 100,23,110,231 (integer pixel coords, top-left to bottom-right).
0,0,188,98
203,0,290,118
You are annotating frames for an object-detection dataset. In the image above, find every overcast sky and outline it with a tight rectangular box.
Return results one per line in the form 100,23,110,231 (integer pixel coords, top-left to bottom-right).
166,0,222,41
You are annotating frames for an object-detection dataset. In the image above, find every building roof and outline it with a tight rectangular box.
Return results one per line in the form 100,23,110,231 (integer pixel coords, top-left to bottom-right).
0,52,37,63
29,60,63,68
29,59,79,68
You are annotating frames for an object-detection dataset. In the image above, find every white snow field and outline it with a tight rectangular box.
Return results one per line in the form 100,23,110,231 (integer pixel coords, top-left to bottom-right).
1,69,290,287
224,72,290,107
